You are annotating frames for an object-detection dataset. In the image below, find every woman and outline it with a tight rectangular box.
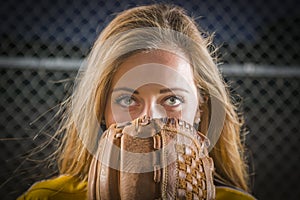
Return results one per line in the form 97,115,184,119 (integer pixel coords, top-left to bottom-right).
18,4,255,200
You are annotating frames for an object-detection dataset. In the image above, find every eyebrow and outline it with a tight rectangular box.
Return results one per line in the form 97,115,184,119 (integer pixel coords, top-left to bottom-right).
112,87,139,94
160,88,189,94
112,87,189,94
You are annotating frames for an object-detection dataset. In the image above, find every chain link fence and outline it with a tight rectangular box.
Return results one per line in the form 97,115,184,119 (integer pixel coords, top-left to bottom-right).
1,0,299,200
1,0,299,65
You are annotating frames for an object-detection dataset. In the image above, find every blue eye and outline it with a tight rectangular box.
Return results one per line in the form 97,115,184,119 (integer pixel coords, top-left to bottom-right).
163,96,184,107
115,95,137,108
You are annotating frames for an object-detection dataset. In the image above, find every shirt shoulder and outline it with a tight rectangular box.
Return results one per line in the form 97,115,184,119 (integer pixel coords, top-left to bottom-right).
17,175,87,200
18,175,255,200
216,186,256,200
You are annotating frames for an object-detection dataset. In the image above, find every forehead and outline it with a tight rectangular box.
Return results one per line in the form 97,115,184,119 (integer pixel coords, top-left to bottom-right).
111,50,195,90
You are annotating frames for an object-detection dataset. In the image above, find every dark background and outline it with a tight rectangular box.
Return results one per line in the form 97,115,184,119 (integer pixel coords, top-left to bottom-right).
0,0,299,199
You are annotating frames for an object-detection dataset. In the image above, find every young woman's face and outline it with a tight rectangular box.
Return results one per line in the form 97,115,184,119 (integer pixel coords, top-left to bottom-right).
105,50,199,127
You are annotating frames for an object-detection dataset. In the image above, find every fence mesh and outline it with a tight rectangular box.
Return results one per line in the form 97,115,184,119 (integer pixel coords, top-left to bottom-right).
1,0,299,65
0,0,299,200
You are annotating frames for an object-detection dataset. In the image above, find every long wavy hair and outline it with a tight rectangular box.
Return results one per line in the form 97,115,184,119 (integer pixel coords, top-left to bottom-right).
53,4,250,192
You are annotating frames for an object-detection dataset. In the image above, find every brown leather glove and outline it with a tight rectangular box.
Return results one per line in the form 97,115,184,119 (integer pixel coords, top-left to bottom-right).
88,116,215,200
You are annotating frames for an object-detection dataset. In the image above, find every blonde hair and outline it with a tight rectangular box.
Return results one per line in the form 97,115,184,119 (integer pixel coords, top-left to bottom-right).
54,4,249,192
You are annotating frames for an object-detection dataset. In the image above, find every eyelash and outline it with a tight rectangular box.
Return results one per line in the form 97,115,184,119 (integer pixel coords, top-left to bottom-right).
162,95,185,106
114,94,137,107
114,94,185,108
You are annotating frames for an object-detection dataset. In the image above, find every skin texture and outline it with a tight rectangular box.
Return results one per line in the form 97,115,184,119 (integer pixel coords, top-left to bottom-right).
105,50,200,127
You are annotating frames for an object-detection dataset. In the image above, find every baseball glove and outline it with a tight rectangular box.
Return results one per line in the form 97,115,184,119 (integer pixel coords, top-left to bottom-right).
88,116,215,200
